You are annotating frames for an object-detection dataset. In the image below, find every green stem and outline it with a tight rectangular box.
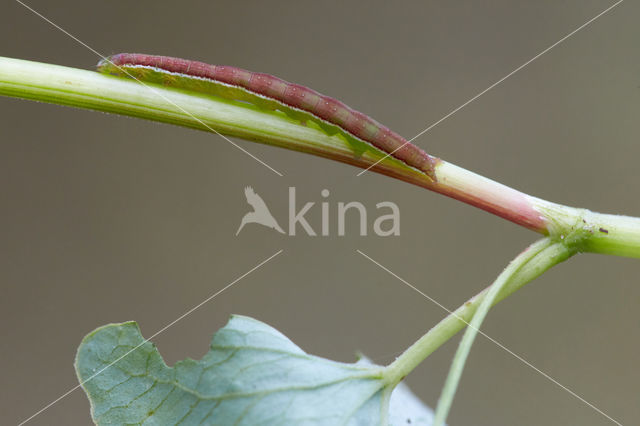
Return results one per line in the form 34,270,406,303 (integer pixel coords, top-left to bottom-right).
432,238,556,425
384,239,573,387
2,56,640,257
584,212,640,258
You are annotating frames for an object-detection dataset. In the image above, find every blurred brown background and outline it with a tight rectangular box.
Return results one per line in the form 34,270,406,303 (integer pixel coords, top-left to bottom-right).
1,1,638,425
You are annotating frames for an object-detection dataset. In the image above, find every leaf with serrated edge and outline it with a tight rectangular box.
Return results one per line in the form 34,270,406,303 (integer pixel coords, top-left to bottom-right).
75,315,434,425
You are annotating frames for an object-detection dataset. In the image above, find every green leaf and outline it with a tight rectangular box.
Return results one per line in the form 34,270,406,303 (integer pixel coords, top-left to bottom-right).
75,316,435,425
388,379,436,426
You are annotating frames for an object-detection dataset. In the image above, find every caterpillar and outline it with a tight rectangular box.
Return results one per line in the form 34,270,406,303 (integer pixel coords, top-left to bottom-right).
97,53,438,180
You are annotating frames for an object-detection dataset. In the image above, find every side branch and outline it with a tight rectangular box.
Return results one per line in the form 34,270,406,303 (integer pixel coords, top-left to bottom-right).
383,239,573,387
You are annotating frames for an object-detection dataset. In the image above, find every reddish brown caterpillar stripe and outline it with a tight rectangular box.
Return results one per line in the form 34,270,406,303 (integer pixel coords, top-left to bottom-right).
98,53,438,180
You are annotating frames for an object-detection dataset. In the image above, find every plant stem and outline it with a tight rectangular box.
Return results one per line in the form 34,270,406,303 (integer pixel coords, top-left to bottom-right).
432,238,555,426
383,239,573,387
2,56,640,256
